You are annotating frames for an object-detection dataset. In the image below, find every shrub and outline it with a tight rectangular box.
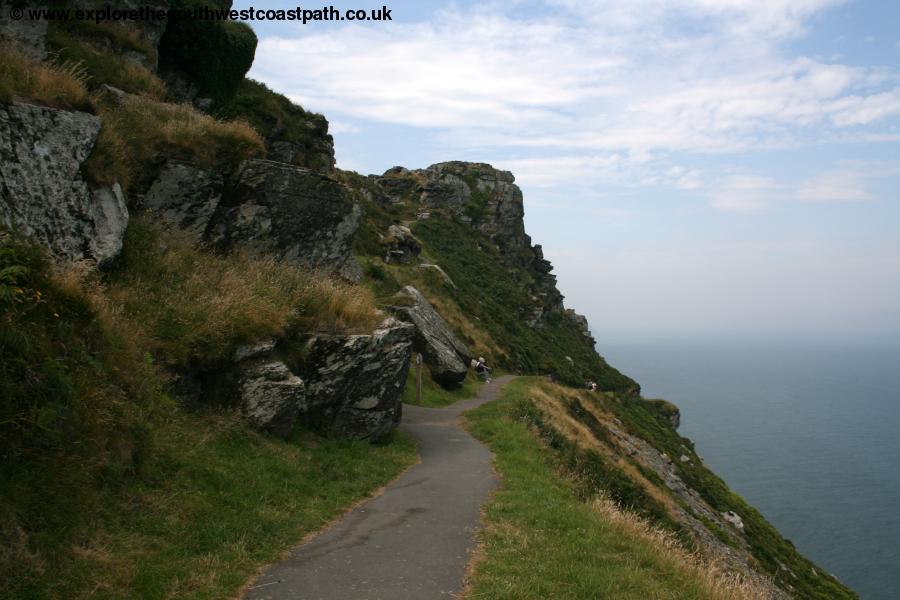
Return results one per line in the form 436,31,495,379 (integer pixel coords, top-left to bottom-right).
159,1,257,105
0,41,91,111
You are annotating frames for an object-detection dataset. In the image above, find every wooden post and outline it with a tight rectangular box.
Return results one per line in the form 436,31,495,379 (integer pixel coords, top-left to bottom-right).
415,353,423,405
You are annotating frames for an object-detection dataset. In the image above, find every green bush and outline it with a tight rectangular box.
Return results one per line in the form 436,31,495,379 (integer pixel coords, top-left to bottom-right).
158,1,257,104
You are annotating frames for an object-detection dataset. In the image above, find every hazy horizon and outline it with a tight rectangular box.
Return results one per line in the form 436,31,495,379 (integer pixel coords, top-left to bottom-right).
237,0,900,343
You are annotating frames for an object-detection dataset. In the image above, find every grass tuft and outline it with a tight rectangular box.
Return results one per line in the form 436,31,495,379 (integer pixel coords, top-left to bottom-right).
93,217,381,369
84,95,265,192
0,41,92,111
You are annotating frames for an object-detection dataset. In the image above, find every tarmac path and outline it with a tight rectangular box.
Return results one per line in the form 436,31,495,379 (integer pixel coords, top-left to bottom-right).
243,375,516,600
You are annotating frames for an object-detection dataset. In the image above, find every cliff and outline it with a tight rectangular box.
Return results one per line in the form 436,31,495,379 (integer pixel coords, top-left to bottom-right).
0,9,856,600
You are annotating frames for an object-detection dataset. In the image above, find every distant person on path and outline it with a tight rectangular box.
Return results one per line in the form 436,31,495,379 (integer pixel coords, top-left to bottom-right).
474,357,492,382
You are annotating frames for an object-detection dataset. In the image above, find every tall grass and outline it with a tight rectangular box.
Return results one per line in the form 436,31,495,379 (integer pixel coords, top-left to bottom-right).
85,95,265,191
0,41,91,111
46,23,166,100
95,218,380,368
85,96,265,190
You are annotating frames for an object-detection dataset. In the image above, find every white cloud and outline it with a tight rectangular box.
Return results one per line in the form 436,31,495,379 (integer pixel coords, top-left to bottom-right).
250,1,899,165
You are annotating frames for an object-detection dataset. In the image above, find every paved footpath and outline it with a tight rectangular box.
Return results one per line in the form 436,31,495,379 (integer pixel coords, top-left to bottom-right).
243,375,516,600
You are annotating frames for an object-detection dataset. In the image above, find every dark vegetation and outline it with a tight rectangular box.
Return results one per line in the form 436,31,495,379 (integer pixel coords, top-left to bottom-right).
158,0,257,105
218,78,335,171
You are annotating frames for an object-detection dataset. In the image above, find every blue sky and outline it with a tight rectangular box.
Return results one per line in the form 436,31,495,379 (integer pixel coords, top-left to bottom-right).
234,0,900,343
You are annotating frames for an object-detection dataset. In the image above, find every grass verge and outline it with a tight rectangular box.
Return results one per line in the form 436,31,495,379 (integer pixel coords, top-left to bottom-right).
1,229,416,599
463,378,763,600
401,368,484,407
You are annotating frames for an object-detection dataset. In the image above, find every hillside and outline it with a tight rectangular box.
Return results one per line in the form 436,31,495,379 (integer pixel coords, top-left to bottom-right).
1,6,856,599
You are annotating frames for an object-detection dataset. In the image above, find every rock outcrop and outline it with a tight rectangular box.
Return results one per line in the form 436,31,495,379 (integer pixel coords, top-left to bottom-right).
144,160,224,241
382,224,421,264
292,317,414,440
0,1,48,59
207,159,363,280
366,161,565,323
233,341,305,438
389,286,472,386
0,102,128,264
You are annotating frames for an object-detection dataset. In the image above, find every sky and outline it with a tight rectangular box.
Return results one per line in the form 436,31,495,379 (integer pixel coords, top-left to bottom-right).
233,0,900,344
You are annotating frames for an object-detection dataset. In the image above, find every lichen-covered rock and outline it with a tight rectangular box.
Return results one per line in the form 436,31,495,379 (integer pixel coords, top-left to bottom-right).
208,159,363,280
0,1,48,59
389,286,472,387
293,317,414,440
70,0,170,68
220,340,305,438
564,308,594,341
144,160,224,241
269,138,335,175
238,358,305,438
419,162,530,252
383,224,421,264
0,102,128,264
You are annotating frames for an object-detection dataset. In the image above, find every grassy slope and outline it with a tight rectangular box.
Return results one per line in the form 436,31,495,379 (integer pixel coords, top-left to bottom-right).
468,378,858,600
464,378,741,600
0,227,416,599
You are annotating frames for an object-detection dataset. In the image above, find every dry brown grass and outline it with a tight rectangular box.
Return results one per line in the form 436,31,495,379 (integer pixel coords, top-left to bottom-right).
589,493,772,600
62,219,380,368
85,95,265,191
0,41,91,111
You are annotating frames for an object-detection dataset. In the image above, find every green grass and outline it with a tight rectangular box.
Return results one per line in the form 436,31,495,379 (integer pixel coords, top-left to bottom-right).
401,368,484,407
1,229,416,599
463,378,735,599
3,410,416,600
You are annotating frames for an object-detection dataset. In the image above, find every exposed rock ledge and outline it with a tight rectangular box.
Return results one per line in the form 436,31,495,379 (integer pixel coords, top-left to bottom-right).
0,102,128,265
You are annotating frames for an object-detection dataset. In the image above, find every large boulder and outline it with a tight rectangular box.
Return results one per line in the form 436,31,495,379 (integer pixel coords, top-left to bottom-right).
207,159,363,280
144,160,224,241
211,340,306,438
292,317,414,440
0,102,128,264
389,286,472,387
0,1,48,60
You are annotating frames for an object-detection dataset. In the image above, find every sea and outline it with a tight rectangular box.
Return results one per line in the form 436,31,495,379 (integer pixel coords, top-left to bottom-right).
600,341,900,600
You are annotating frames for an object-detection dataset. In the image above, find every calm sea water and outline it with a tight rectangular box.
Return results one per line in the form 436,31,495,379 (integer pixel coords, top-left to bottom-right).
600,342,900,600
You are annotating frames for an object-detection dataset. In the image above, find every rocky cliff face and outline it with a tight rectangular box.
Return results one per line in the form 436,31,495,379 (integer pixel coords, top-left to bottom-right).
0,102,128,265
367,161,574,327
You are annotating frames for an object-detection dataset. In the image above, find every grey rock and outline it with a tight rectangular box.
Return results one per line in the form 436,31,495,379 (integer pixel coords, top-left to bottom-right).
144,160,224,241
383,224,421,264
208,159,363,281
233,339,277,362
0,1,48,60
0,102,128,264
293,317,414,440
722,511,745,531
415,263,455,288
269,138,335,175
390,286,472,387
238,358,305,438
70,0,169,68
